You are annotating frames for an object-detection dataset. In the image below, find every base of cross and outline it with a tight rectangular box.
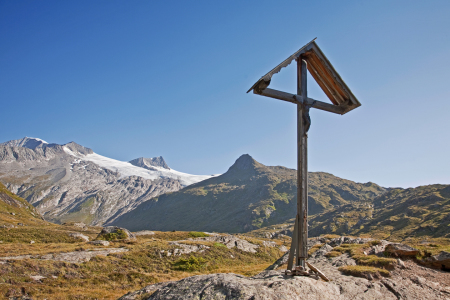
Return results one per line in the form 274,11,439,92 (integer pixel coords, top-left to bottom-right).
284,262,330,282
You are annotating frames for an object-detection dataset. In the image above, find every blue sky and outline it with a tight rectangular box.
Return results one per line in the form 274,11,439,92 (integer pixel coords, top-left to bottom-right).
1,0,449,188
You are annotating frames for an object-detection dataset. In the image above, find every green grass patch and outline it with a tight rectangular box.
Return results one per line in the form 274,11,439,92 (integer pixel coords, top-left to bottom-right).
0,227,79,244
188,231,210,238
213,242,227,248
369,240,381,246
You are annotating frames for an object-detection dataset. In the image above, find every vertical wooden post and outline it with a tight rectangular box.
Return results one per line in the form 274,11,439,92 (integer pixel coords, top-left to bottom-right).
287,216,298,271
296,58,308,268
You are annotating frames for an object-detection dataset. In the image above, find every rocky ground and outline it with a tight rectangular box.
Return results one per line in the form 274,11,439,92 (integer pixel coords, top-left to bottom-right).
120,236,450,300
0,248,129,264
1,220,449,299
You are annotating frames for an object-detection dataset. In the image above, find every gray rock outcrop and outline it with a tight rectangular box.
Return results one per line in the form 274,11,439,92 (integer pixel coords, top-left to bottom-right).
134,230,155,236
368,240,391,255
69,232,89,242
385,243,419,257
425,251,450,270
129,157,170,170
96,226,135,240
313,244,333,258
89,240,110,246
161,235,263,257
189,235,259,253
120,236,450,300
161,244,210,257
0,248,127,264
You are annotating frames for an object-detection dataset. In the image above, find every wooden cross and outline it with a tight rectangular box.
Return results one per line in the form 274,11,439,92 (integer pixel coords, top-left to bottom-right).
247,39,361,274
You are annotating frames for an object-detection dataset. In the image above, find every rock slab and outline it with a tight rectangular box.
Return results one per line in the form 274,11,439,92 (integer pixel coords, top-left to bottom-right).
119,271,340,300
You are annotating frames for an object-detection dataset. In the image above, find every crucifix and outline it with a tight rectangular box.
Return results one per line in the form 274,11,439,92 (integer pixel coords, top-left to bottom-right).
247,38,361,279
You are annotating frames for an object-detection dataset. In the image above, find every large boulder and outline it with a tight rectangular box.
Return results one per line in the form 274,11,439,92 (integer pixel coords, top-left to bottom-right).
368,240,391,256
96,226,135,241
385,243,419,257
425,251,450,270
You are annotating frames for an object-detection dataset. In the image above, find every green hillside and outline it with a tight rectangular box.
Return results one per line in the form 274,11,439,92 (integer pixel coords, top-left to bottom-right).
0,181,44,225
111,154,386,233
270,184,450,240
0,182,100,243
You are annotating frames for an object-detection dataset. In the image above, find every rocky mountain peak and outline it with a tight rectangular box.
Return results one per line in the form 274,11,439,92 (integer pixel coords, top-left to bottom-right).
129,156,170,170
63,142,94,155
1,137,48,150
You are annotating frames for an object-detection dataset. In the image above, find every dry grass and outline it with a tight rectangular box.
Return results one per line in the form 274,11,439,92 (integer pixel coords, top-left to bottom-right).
308,243,323,256
401,237,450,258
321,234,341,239
324,243,397,272
0,233,283,299
339,265,390,278
325,251,342,258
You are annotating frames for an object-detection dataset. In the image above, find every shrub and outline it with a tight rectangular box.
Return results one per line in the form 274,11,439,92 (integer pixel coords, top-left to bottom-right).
172,256,206,271
369,240,381,246
99,229,128,241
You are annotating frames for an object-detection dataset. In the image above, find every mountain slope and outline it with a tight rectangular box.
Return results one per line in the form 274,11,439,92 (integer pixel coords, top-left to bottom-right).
357,184,450,238
0,181,44,225
111,154,386,233
256,184,450,240
0,137,215,225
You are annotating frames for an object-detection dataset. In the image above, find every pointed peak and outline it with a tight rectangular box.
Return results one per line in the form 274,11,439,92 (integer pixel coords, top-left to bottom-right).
227,154,262,172
1,137,48,150
63,142,93,155
129,156,170,170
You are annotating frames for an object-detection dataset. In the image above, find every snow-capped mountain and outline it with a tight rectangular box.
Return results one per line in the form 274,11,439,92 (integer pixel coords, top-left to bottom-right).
0,137,217,225
62,145,213,186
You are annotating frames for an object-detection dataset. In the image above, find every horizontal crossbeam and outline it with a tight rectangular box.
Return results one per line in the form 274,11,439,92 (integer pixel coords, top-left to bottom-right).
253,88,348,115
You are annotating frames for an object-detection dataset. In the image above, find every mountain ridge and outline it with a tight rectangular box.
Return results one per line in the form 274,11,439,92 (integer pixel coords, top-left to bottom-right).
110,154,387,233
0,137,215,225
